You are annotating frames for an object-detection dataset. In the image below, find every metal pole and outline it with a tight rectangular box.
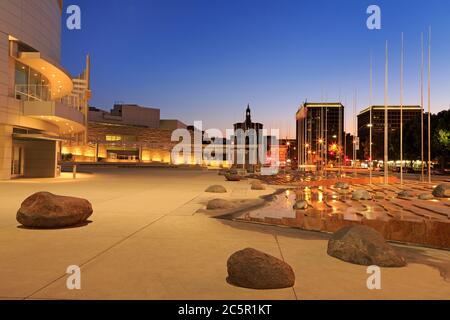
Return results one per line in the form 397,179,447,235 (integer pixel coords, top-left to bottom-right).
427,27,432,184
369,52,373,185
400,32,404,186
320,105,324,176
421,32,424,182
353,90,357,178
339,103,342,178
325,107,328,176
384,40,389,185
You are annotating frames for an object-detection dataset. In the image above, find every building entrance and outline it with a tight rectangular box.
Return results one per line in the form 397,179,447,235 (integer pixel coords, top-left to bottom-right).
11,144,24,178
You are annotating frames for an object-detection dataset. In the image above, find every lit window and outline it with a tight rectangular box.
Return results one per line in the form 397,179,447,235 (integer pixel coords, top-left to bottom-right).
106,135,122,142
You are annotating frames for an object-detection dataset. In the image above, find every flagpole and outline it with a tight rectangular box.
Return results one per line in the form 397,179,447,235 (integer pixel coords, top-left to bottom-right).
400,32,404,186
427,27,432,184
420,32,424,182
353,89,357,178
384,40,389,185
369,51,373,185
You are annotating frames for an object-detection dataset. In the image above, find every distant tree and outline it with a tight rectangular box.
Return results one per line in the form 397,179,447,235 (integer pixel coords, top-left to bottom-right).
386,108,450,168
432,109,450,169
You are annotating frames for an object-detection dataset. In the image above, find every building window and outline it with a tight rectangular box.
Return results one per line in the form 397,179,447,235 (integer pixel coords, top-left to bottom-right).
14,61,51,101
106,135,122,142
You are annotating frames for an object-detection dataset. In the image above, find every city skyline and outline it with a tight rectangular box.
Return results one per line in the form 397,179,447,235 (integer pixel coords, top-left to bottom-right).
62,0,450,137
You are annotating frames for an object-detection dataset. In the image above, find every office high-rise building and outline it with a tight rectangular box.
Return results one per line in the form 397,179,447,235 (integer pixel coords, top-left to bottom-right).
357,105,422,160
296,102,345,167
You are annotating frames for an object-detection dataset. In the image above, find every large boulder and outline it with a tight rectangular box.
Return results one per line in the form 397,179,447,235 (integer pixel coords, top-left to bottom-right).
206,199,235,210
352,189,371,200
327,225,406,267
227,248,295,289
335,182,349,189
205,185,227,193
225,174,241,181
17,192,93,229
432,184,450,198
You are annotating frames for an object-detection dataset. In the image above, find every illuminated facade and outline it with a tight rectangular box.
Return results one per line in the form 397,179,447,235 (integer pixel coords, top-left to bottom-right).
62,104,186,163
296,103,345,167
0,0,90,179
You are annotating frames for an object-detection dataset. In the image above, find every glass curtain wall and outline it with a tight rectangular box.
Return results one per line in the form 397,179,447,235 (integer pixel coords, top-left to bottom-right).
14,61,51,101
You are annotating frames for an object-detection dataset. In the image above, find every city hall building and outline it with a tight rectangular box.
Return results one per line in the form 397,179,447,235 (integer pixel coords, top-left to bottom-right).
0,0,91,179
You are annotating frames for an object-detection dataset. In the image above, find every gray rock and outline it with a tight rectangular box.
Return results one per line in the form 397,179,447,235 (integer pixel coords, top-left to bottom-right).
418,193,434,200
206,199,235,210
352,189,371,200
293,200,308,210
227,248,295,289
327,225,406,267
205,185,227,193
398,190,414,199
225,173,241,181
432,184,450,198
335,182,349,189
17,192,93,229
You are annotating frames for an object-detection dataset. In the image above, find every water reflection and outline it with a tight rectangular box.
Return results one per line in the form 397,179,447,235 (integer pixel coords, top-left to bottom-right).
235,185,395,227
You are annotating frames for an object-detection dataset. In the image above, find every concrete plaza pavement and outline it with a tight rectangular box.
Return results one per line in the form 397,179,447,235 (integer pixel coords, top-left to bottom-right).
0,168,449,300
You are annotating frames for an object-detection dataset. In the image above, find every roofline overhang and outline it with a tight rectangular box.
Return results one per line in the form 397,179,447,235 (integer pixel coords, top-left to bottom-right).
13,133,64,141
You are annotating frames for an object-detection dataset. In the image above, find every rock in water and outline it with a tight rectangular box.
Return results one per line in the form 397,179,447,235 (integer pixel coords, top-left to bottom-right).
352,189,371,200
398,190,414,199
227,248,295,289
225,174,241,181
206,199,235,210
327,225,406,267
418,193,434,200
293,200,308,210
17,192,93,229
335,182,349,189
205,185,227,193
432,184,450,198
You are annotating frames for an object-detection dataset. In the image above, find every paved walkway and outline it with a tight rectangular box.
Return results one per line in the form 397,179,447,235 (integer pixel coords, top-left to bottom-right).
0,168,449,300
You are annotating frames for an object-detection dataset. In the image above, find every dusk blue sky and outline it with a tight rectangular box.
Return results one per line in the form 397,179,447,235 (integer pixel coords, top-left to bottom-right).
62,0,450,137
